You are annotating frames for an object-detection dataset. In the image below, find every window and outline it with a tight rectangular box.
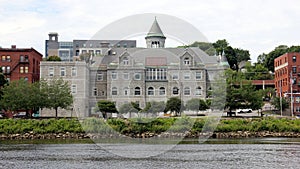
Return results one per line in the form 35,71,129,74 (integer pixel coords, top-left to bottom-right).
159,87,166,95
293,56,296,62
60,67,66,76
172,73,179,80
184,87,190,95
97,72,103,81
49,67,54,77
173,87,179,95
1,56,5,61
184,73,190,80
24,77,28,81
293,66,297,73
293,77,297,84
6,66,10,73
25,55,28,62
146,68,167,81
95,50,101,55
111,72,117,80
93,87,98,96
184,57,190,65
71,84,77,94
124,87,129,96
25,66,28,73
112,87,118,95
71,67,77,76
20,66,24,73
123,72,129,80
6,55,10,62
20,55,24,62
196,87,202,95
196,72,202,80
1,67,4,73
123,57,129,65
135,87,141,95
148,87,154,95
134,73,141,80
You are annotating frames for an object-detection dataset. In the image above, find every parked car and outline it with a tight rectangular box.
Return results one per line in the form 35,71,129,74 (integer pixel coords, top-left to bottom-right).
13,112,27,118
236,108,252,113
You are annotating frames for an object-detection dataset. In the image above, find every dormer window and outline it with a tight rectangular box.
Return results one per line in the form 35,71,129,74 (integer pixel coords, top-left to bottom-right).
123,57,129,65
184,57,190,65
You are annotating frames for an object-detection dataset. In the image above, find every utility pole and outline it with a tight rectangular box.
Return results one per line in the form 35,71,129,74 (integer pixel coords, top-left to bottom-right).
290,71,294,117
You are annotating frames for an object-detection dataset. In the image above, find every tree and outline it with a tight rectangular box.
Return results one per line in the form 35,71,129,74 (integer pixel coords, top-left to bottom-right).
185,98,209,111
47,55,61,61
118,102,138,114
224,69,264,112
144,101,165,114
165,97,183,116
97,100,118,118
244,62,273,80
234,48,250,63
0,68,8,101
271,97,289,111
46,78,73,117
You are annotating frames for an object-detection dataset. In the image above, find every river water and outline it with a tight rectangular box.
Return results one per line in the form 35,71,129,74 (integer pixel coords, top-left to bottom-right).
0,138,299,169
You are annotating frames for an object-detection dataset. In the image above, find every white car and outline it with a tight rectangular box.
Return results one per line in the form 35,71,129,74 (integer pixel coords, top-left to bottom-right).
236,108,252,113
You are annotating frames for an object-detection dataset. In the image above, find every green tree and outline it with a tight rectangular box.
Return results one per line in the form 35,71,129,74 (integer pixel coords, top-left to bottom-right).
118,102,138,114
234,48,250,63
46,78,73,117
224,69,264,112
244,62,273,80
185,98,209,111
145,101,165,114
0,68,8,101
165,97,183,116
47,55,61,61
97,100,118,118
271,97,289,111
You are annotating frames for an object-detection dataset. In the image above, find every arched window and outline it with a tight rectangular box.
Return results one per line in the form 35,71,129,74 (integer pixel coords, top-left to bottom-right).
148,87,154,95
184,57,190,65
184,87,190,95
123,57,129,65
124,87,129,96
159,87,166,95
112,87,118,95
135,87,141,95
196,86,202,95
173,87,179,95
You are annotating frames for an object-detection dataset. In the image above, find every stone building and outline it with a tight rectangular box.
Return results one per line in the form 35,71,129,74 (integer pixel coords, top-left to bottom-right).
40,18,228,117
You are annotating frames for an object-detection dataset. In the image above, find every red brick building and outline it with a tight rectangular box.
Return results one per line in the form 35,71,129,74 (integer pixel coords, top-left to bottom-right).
0,45,42,83
274,52,300,116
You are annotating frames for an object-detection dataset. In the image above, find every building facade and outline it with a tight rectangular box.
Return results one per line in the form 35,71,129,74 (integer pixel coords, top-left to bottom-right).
45,32,136,61
274,52,300,115
41,18,228,117
0,45,42,83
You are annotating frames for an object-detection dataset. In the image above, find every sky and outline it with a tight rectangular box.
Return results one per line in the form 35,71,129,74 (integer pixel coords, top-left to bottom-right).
0,0,300,62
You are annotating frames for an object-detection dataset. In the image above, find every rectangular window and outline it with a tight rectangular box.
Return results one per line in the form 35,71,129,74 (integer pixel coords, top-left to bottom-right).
71,84,77,94
123,72,129,80
95,50,101,55
60,67,66,76
111,72,117,80
25,66,29,73
196,72,202,80
49,67,54,77
6,55,10,62
172,73,179,80
93,87,98,96
293,56,296,62
97,72,103,81
71,67,77,76
184,73,190,80
293,66,297,73
1,56,5,61
20,66,24,73
6,66,10,73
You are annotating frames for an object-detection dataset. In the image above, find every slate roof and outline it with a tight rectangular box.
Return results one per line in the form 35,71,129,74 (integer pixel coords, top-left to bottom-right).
145,17,166,39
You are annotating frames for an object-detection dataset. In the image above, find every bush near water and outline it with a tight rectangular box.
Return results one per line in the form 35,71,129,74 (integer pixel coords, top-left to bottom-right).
1,117,300,136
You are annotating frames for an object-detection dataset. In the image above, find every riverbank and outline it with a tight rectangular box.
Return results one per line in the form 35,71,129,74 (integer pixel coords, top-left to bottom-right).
0,117,300,140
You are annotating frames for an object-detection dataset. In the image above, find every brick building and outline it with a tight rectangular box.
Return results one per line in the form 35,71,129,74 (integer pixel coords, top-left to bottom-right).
274,52,300,115
0,45,42,83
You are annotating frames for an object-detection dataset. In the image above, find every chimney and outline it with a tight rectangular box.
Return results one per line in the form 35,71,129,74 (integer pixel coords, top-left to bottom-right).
11,45,16,49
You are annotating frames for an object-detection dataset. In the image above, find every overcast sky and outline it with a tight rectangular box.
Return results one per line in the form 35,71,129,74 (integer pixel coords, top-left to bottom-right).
1,0,299,62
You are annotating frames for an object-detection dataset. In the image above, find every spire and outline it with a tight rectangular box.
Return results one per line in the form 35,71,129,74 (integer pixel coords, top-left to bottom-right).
220,50,229,66
145,17,166,38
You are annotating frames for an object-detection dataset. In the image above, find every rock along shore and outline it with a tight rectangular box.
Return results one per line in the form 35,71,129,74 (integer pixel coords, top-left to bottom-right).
1,131,300,140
